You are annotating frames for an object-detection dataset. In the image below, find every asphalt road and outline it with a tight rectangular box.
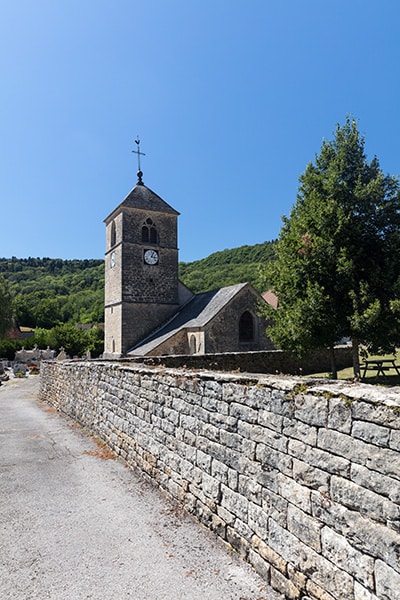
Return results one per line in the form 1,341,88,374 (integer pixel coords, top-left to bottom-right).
0,376,280,600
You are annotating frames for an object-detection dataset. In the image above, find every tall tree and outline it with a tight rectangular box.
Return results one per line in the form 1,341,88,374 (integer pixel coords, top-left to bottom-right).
262,117,400,378
0,275,13,338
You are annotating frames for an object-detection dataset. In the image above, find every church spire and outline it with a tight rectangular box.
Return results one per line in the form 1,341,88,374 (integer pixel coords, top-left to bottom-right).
132,136,145,185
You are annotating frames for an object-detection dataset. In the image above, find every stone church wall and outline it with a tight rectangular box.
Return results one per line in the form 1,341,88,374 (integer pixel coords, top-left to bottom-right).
39,361,400,600
204,287,275,353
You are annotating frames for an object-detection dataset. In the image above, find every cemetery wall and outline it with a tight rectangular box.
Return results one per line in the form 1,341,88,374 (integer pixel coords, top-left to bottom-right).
126,345,353,375
39,360,400,600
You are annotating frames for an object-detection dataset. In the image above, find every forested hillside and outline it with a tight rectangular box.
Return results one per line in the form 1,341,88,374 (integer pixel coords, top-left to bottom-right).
179,241,276,293
0,257,104,328
0,241,276,329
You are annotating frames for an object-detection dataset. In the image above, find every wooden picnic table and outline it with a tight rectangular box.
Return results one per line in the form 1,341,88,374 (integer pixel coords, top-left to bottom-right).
361,358,400,378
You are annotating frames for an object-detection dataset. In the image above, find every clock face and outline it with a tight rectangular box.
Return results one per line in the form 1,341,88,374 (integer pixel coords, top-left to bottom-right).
144,249,159,265
110,251,116,268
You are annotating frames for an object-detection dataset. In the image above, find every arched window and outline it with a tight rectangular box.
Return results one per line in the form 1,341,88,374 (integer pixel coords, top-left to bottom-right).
239,311,254,342
141,225,149,242
142,218,158,244
110,221,116,247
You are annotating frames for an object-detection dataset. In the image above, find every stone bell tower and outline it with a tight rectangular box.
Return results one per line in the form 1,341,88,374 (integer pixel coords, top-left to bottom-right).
103,141,180,357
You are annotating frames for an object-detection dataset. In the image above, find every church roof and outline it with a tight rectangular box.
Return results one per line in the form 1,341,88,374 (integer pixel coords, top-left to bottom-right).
105,182,179,222
128,282,250,356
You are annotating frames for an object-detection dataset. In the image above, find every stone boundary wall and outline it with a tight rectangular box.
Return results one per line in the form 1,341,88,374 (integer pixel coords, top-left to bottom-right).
126,346,353,376
39,361,400,600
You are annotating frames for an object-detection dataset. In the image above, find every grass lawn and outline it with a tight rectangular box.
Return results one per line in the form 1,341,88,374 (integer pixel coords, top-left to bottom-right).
310,352,400,386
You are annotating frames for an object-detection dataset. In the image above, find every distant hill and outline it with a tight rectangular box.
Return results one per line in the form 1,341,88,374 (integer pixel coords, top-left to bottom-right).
0,241,276,328
0,257,104,329
179,241,276,293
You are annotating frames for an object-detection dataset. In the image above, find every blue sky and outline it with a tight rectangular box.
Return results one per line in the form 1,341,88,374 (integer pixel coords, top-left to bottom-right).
2,0,400,263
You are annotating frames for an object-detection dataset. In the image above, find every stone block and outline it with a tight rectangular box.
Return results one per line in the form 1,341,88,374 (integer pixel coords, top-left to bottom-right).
252,535,287,572
179,414,198,433
270,567,301,599
240,421,288,452
320,525,374,589
283,418,317,446
278,473,311,513
350,463,400,504
353,581,379,600
204,379,223,398
234,516,253,541
210,512,226,538
197,436,226,464
239,474,262,504
248,548,271,583
229,402,258,424
216,504,235,526
201,472,221,502
330,475,400,525
208,411,237,431
199,422,220,442
306,579,336,600
258,409,284,432
219,429,243,450
294,394,328,427
327,397,352,433
365,445,400,481
289,438,350,478
262,489,288,528
286,563,307,592
256,465,280,493
375,560,400,600
352,420,390,447
196,448,212,473
287,505,322,551
292,458,330,492
256,443,293,476
271,390,295,417
248,501,269,539
220,484,249,519
210,457,229,484
227,467,238,491
241,437,256,460
224,446,242,472
191,404,210,423
226,525,249,558
390,429,400,451
351,400,400,429
317,427,371,464
216,400,229,415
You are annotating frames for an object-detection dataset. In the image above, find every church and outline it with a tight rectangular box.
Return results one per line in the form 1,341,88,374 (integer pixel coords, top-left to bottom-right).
103,154,274,358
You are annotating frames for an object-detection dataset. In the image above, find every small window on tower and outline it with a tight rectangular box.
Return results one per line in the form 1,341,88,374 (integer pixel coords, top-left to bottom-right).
150,226,157,243
110,221,116,247
142,218,158,244
142,226,149,242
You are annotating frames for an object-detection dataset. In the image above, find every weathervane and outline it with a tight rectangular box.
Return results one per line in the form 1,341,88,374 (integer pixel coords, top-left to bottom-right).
132,136,146,184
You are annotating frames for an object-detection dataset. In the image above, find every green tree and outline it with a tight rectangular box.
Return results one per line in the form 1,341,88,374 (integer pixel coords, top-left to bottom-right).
262,117,400,378
0,275,13,338
48,323,88,357
85,326,104,357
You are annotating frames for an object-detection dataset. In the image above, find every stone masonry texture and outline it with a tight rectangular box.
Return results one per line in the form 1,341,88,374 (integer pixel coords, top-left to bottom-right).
39,361,400,600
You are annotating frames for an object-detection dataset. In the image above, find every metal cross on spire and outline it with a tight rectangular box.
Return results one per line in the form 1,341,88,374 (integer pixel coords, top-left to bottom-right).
132,136,146,184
